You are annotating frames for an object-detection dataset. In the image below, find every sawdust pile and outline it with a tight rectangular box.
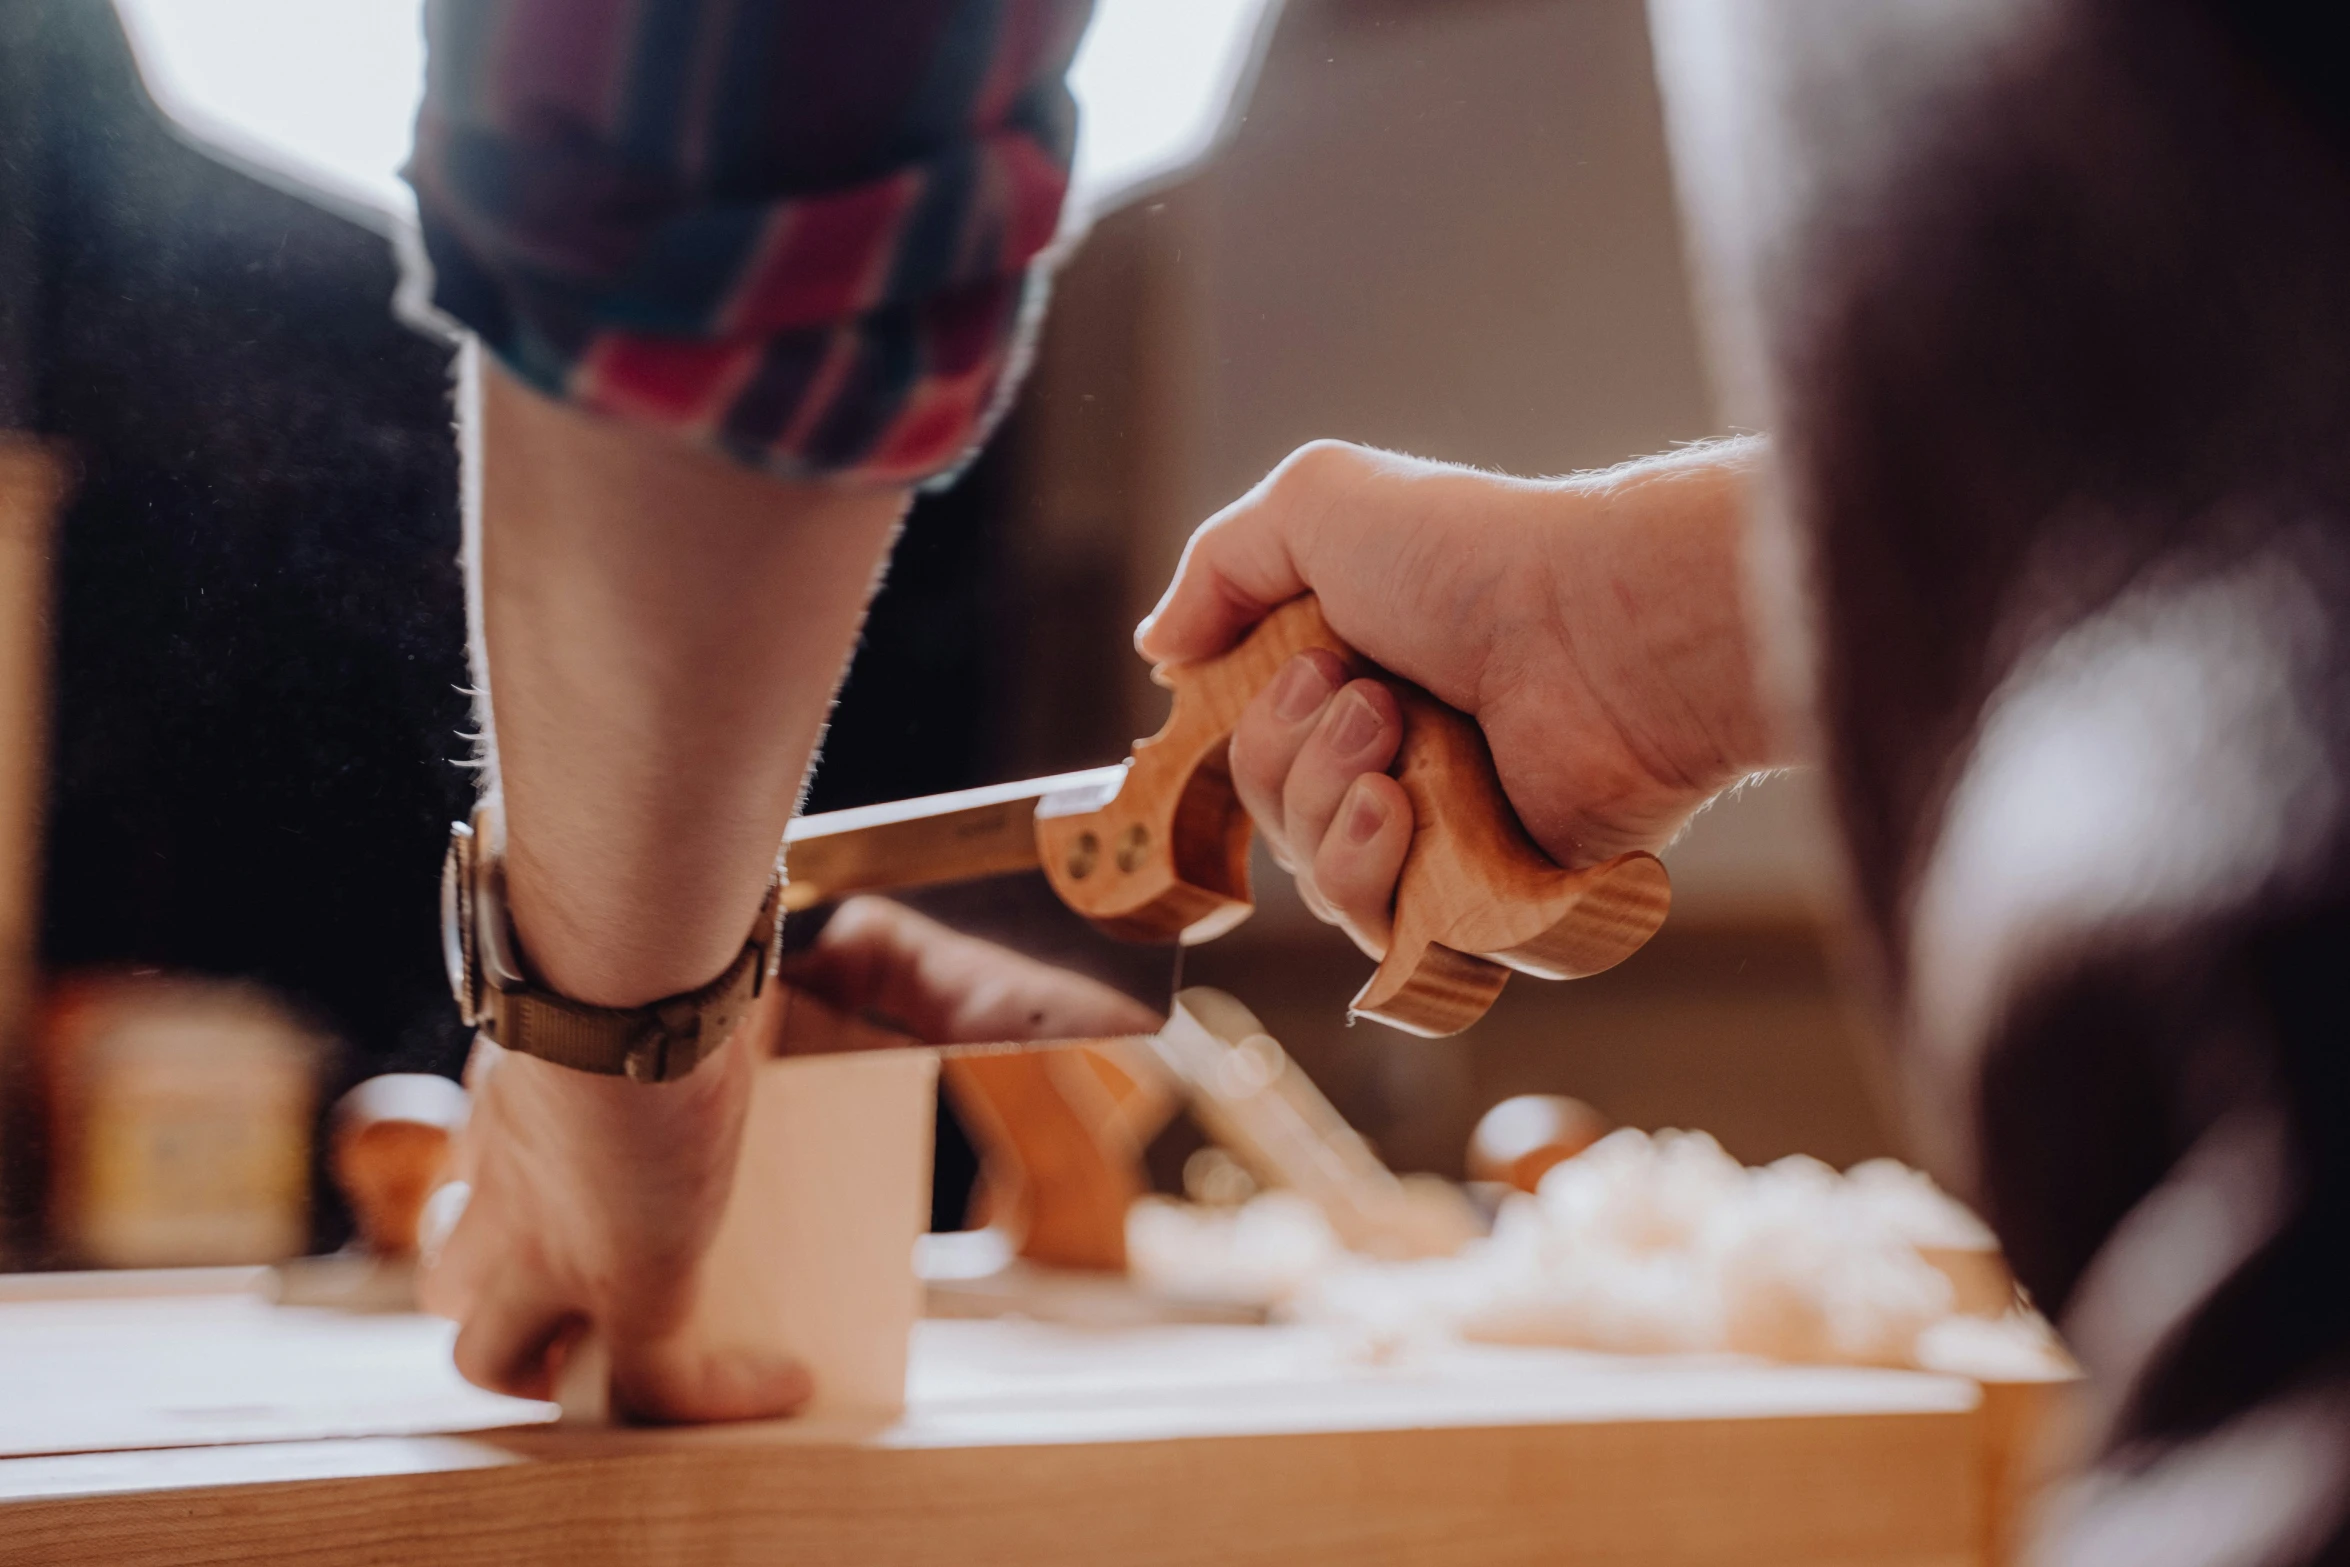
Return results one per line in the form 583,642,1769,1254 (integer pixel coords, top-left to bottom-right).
1132,1128,2030,1369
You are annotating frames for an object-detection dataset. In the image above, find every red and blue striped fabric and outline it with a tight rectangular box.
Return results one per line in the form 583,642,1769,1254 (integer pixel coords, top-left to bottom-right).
403,0,1093,486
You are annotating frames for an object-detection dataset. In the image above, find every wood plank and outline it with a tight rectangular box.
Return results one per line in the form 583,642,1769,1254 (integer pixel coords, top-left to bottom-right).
664,1047,938,1418
0,1305,1984,1567
0,1412,1979,1567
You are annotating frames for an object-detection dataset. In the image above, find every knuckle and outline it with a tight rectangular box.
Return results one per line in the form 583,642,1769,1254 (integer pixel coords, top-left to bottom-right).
1270,439,1368,498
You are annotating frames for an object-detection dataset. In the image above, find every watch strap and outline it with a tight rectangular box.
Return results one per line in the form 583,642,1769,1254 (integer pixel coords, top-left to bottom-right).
476,883,779,1082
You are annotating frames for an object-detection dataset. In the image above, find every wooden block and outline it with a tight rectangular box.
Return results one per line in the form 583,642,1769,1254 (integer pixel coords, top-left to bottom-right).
676,1047,939,1418
528,994,940,1424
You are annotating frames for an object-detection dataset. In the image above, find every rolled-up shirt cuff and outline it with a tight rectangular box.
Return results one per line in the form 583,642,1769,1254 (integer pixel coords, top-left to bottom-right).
399,58,1077,489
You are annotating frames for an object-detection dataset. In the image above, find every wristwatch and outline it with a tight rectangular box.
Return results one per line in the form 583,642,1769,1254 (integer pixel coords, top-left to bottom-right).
441,808,781,1083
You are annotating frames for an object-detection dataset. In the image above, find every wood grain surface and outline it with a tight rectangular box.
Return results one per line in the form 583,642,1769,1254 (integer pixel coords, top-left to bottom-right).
0,1293,1987,1567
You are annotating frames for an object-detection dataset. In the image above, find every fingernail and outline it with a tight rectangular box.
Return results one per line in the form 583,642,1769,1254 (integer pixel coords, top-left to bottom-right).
1132,613,1157,653
1271,654,1336,721
1343,785,1388,845
1328,690,1384,756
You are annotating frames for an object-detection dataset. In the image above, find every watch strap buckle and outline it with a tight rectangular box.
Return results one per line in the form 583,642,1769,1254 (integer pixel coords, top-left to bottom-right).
446,813,782,1084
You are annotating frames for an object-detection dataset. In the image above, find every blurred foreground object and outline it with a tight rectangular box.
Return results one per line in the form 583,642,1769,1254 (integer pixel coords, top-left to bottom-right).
1647,1,2350,1560
0,439,68,1266
39,974,318,1268
1467,1094,1614,1193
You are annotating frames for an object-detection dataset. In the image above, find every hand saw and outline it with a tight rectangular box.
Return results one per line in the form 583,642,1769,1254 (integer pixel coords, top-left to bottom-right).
775,593,1670,1048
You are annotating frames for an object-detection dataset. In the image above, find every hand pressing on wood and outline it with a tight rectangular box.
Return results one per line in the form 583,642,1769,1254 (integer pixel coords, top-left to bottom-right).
422,899,1162,1420
421,1029,804,1422
1137,439,1787,960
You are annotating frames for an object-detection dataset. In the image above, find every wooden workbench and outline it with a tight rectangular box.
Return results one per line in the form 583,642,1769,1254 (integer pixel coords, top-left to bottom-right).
0,1274,1991,1567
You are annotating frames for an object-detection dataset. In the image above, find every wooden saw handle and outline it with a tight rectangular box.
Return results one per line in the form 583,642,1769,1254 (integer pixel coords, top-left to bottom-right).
1036,595,1671,1036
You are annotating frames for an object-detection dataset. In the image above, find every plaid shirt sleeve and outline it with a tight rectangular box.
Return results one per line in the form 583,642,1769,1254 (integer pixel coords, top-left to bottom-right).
401,0,1093,487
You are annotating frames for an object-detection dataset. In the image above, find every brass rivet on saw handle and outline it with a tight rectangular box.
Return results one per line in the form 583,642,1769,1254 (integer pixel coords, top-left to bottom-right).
1114,823,1151,873
1067,831,1100,880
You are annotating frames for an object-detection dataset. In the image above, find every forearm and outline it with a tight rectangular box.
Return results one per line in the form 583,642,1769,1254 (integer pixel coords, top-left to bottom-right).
471,357,908,1008
1530,436,1795,793
411,0,1086,1423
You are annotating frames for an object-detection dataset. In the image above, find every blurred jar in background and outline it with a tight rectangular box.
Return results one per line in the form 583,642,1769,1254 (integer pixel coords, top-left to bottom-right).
40,974,319,1268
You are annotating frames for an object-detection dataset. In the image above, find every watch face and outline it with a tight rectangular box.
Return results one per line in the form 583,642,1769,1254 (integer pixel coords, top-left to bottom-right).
441,821,476,1020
